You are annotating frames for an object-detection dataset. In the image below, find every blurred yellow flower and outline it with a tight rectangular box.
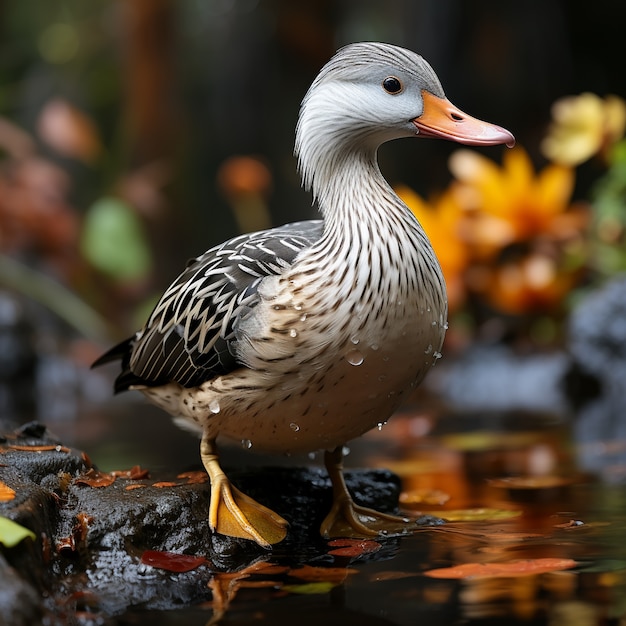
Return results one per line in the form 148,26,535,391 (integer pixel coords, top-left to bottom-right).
449,147,584,245
541,93,626,166
397,185,468,312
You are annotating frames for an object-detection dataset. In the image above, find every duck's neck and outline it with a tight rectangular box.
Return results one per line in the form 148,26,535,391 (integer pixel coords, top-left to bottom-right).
297,144,446,317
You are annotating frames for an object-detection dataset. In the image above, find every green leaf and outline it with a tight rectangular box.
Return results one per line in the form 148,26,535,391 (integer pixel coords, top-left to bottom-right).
282,582,337,595
80,197,152,281
0,517,36,548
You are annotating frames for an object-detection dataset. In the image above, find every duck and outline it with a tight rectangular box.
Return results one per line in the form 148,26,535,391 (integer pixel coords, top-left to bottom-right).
94,42,514,548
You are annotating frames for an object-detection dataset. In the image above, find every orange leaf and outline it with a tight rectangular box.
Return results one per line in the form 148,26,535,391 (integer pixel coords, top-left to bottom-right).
74,469,115,488
125,484,147,491
488,476,576,490
152,481,178,488
424,558,577,579
37,98,102,163
8,444,70,453
177,471,209,484
111,465,150,480
400,488,450,506
327,539,382,557
0,481,16,501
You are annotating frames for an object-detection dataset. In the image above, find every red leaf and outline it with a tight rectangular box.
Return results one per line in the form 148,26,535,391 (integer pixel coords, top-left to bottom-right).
424,558,577,579
141,550,208,573
327,539,382,557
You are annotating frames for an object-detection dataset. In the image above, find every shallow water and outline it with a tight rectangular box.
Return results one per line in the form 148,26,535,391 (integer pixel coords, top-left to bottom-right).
67,397,626,625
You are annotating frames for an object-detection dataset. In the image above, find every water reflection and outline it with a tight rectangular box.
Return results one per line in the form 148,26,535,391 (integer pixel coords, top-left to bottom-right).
60,399,626,625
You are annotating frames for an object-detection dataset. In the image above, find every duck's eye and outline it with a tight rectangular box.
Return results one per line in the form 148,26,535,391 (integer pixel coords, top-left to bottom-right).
382,76,403,94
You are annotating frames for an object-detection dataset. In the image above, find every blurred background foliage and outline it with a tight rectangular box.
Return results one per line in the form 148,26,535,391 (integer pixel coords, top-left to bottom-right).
0,0,624,360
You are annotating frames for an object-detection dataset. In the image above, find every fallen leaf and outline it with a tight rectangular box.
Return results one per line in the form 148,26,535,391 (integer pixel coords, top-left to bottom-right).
0,481,16,502
152,481,178,488
74,469,115,488
282,582,337,595
177,470,209,484
424,558,577,579
488,476,576,490
0,516,36,547
125,484,147,491
422,508,522,522
289,564,357,584
141,550,208,573
111,465,150,480
400,488,450,506
7,444,70,453
554,519,584,529
370,570,418,582
327,539,382,557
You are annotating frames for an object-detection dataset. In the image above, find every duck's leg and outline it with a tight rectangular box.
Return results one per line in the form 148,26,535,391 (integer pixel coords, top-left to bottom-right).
200,434,288,547
320,446,414,539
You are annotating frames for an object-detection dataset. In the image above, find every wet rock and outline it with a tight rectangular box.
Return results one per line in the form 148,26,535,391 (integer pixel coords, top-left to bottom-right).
568,275,626,384
428,343,571,413
0,422,416,623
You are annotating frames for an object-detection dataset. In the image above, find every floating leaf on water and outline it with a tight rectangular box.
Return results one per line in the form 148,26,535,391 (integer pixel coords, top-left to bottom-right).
424,557,577,579
282,582,337,595
0,481,16,502
327,539,382,557
553,519,585,529
441,431,540,452
141,550,208,573
370,570,418,582
400,488,450,506
74,468,115,488
289,564,357,584
0,517,36,547
576,559,626,573
421,508,522,522
488,476,577,490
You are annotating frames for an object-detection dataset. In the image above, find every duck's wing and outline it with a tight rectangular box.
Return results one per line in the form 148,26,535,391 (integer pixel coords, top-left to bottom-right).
94,220,323,391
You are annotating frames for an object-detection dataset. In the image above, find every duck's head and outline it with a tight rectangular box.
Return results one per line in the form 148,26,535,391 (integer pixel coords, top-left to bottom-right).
296,42,514,194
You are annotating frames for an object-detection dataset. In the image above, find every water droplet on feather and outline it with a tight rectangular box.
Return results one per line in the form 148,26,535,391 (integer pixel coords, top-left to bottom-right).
346,349,364,366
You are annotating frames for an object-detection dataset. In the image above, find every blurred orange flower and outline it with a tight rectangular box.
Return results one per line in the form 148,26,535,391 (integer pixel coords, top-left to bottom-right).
541,93,626,166
397,185,468,311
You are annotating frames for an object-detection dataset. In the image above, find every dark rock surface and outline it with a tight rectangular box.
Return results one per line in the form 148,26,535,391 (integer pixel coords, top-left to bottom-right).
0,422,426,624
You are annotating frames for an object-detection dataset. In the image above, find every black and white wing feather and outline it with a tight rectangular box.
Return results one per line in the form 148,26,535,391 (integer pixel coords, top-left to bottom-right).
95,220,323,391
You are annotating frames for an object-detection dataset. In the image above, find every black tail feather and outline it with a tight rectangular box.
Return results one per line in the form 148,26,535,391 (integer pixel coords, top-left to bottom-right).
91,337,134,369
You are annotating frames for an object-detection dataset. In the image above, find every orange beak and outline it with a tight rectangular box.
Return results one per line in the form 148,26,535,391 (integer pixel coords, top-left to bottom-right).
414,91,515,147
